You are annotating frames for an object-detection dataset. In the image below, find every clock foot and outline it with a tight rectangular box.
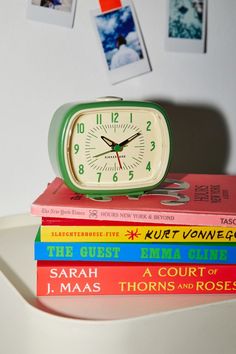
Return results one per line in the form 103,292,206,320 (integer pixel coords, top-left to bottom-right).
86,195,112,201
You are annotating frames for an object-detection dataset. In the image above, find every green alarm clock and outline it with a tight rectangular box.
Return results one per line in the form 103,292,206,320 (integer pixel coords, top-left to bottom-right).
48,97,172,198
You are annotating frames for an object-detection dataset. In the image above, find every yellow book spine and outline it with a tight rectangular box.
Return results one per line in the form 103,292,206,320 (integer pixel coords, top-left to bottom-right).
40,225,236,243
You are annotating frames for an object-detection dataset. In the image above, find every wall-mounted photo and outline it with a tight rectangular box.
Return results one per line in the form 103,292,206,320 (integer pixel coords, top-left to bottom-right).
165,0,207,53
27,0,77,27
92,0,151,84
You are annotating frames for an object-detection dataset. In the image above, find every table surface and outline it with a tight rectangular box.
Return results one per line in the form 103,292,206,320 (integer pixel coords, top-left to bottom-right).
1,214,236,354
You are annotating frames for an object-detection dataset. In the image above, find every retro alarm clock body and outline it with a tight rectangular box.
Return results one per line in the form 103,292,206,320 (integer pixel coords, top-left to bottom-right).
48,98,172,198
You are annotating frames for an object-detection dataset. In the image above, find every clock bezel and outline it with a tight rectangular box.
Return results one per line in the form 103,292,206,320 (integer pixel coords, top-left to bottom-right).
49,100,172,196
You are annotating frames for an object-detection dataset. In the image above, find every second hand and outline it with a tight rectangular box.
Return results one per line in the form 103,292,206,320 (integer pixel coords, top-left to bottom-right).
116,151,122,169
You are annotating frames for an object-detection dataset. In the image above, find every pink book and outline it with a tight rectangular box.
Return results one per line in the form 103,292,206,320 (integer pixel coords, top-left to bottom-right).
31,173,236,227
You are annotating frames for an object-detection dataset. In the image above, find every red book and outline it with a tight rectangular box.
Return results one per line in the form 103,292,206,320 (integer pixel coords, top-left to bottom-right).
31,173,236,227
37,261,236,296
42,217,146,226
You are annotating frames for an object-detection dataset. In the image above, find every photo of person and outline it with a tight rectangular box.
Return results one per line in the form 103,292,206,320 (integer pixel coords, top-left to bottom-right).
94,5,143,71
31,0,73,12
92,0,151,84
168,0,204,40
110,34,139,70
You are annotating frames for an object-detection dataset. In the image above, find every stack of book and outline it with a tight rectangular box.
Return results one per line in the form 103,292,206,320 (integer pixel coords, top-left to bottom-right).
31,173,236,296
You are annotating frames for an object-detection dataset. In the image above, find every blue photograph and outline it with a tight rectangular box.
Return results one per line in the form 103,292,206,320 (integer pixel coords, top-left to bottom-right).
94,5,143,71
168,0,204,40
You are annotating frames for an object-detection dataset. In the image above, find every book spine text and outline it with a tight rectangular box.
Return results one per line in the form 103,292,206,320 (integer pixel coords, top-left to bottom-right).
37,262,236,296
40,225,236,243
31,204,236,227
34,241,236,264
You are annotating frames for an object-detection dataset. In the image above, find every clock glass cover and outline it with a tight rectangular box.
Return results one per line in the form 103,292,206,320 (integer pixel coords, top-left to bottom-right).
49,100,172,197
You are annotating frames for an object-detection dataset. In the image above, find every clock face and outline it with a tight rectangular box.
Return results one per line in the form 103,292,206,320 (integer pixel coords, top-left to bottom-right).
63,106,171,194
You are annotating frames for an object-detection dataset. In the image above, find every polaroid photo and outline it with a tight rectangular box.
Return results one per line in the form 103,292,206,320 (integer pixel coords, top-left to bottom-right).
92,0,151,85
165,0,207,53
27,0,77,28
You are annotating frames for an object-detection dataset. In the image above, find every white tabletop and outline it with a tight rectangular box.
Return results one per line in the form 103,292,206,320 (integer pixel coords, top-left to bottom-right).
1,214,236,354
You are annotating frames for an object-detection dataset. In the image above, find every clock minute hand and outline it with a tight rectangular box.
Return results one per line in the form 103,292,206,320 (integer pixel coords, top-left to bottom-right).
119,132,141,147
101,136,117,148
93,149,114,158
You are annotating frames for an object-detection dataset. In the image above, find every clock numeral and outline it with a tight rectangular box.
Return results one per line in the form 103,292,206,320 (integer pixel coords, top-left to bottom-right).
111,112,119,123
129,170,134,180
74,144,79,154
146,161,151,172
77,123,85,134
96,114,102,124
146,121,151,131
129,113,133,123
78,164,84,174
97,172,102,182
150,141,156,151
113,172,118,182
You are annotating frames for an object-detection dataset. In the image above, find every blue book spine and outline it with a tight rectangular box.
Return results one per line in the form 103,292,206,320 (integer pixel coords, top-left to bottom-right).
34,240,236,264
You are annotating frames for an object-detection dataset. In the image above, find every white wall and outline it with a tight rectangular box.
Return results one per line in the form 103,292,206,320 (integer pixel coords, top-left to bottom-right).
0,0,236,217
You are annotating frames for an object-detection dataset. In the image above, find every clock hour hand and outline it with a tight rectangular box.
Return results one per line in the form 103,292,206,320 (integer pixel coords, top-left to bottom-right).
119,132,141,147
101,136,117,148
